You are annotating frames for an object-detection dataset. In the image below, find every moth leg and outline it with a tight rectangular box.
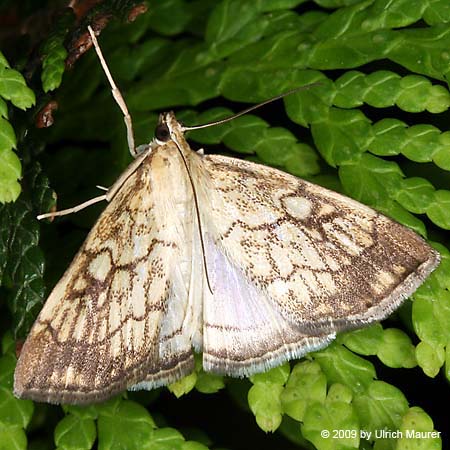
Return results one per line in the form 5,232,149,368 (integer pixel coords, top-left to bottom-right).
87,26,137,158
96,185,108,191
38,144,151,221
37,194,107,220
136,144,150,155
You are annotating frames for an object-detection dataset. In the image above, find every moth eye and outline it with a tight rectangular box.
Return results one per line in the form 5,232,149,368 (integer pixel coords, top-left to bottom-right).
155,123,170,142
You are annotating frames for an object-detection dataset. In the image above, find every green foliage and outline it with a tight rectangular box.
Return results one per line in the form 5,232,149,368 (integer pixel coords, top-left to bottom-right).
248,364,290,432
57,398,213,450
0,164,54,339
0,334,34,450
0,52,35,203
40,9,74,93
1,0,449,449
281,361,327,422
41,42,68,94
340,324,417,368
168,354,225,397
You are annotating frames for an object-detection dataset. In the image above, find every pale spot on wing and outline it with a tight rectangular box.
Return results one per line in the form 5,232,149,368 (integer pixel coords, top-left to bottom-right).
132,319,145,351
98,318,108,341
110,332,122,358
50,370,61,386
85,319,96,345
372,283,384,295
323,241,352,265
97,291,108,308
248,249,273,276
275,222,299,241
314,301,334,315
353,214,374,231
130,290,146,318
223,228,274,276
109,298,122,332
307,229,323,241
334,230,362,255
53,300,79,341
65,367,76,385
268,278,290,297
354,230,373,247
56,313,72,341
72,309,86,341
317,272,337,294
73,277,87,291
118,233,154,265
317,203,335,217
270,243,294,277
334,217,373,248
377,270,395,287
301,270,319,295
88,252,112,281
393,264,406,275
110,269,132,301
371,270,396,295
214,193,281,231
324,254,341,271
284,273,312,305
291,239,325,270
323,222,363,256
282,196,312,220
130,261,147,317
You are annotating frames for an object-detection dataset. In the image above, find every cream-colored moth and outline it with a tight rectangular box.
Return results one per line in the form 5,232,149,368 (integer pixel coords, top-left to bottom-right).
14,27,440,405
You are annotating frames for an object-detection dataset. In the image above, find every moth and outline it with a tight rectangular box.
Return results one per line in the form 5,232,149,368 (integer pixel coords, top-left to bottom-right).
14,27,440,405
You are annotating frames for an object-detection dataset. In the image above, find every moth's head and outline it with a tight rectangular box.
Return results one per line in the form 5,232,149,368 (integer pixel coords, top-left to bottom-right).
155,111,185,146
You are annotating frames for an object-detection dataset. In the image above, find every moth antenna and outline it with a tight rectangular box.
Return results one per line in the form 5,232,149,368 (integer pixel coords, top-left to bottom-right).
87,26,137,158
170,137,214,294
182,83,323,132
38,28,148,221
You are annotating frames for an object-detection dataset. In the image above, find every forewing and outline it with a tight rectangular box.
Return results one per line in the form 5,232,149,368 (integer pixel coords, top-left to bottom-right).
198,154,440,335
15,146,196,404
